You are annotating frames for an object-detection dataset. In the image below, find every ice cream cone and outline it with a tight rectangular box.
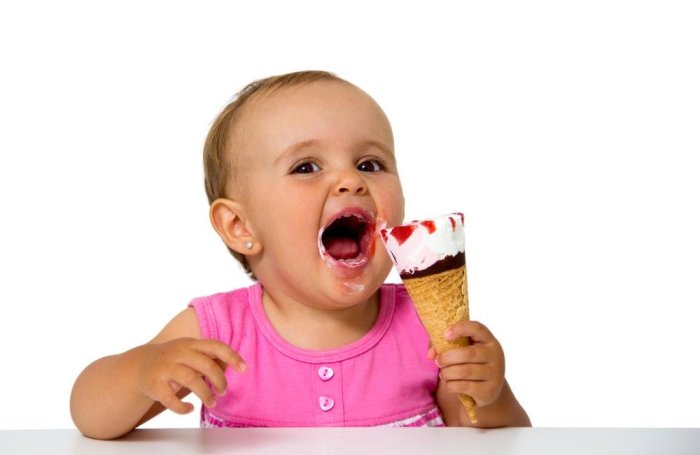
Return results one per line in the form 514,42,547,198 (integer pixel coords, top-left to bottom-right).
402,266,478,424
381,213,478,424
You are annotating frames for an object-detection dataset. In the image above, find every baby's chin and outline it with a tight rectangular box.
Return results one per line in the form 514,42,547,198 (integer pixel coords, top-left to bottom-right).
328,255,392,299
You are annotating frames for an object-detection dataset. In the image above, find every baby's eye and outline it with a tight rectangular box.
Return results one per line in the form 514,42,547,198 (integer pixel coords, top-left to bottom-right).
292,161,321,174
357,159,384,173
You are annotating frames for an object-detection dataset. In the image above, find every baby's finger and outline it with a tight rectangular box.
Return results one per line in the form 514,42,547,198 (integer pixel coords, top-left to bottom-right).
440,363,493,382
181,353,229,395
152,381,193,415
436,346,490,367
195,340,247,373
444,320,494,344
171,364,216,408
427,345,437,360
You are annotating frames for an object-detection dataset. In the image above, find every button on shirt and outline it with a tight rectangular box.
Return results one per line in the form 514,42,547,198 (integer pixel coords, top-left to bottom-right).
315,365,339,417
318,366,334,381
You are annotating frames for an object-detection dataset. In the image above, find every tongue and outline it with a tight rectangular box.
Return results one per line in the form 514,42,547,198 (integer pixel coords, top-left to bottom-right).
326,237,360,260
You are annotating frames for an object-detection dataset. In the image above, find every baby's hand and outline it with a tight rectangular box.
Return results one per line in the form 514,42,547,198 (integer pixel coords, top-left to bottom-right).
430,321,505,408
137,338,246,414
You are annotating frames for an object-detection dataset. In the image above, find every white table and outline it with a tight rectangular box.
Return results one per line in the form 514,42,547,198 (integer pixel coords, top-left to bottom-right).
2,427,699,454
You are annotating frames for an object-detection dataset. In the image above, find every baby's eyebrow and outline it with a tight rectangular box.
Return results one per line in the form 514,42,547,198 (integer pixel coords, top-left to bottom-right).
360,140,395,157
273,139,319,166
273,138,395,166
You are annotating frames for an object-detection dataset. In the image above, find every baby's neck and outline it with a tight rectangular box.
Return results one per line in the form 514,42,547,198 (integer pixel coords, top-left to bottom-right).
261,289,379,351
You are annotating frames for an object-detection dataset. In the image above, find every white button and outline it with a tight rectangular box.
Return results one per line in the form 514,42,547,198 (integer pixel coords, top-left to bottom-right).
318,366,334,381
319,396,335,411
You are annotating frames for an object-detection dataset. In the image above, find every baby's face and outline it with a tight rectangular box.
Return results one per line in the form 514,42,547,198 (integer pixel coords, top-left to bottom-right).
232,80,404,308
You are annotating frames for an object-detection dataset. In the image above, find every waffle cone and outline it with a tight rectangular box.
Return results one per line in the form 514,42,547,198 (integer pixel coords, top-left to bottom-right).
402,266,477,424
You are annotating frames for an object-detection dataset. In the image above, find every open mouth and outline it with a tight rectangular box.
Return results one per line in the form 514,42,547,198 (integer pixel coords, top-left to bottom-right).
319,210,374,265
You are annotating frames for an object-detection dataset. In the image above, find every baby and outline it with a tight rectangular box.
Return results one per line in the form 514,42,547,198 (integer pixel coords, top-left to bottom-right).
70,71,530,439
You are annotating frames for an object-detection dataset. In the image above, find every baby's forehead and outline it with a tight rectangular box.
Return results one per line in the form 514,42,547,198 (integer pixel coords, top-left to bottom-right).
234,80,391,142
246,80,372,115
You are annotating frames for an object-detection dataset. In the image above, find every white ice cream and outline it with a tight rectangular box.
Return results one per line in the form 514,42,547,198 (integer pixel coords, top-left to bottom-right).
381,213,465,275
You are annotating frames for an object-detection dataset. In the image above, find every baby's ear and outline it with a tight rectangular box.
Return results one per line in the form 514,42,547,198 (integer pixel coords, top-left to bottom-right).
209,199,261,255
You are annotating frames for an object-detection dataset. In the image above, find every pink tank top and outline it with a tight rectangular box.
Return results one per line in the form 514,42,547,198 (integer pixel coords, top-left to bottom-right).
189,283,443,427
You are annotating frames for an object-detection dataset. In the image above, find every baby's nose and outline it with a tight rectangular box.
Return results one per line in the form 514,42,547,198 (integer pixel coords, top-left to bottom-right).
333,170,367,195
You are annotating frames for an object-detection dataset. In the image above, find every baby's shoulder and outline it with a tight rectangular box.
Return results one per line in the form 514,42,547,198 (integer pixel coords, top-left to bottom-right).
189,284,258,312
187,283,260,343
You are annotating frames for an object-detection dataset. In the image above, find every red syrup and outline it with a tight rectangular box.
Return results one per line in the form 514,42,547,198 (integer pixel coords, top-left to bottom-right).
449,217,456,231
420,220,436,233
389,225,417,245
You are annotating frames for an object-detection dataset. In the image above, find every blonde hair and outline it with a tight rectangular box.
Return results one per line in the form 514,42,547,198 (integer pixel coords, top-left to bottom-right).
203,70,349,278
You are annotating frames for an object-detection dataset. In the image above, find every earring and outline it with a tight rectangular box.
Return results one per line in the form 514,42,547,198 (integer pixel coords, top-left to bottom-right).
245,241,254,250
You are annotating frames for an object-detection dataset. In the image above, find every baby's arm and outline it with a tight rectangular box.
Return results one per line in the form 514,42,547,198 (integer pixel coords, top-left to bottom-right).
433,321,531,427
70,308,246,439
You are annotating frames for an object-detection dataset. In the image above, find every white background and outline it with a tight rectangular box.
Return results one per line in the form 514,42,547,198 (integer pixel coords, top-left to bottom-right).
1,1,698,429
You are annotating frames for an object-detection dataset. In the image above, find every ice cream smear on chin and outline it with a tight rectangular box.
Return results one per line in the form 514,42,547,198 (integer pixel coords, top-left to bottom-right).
380,213,465,278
